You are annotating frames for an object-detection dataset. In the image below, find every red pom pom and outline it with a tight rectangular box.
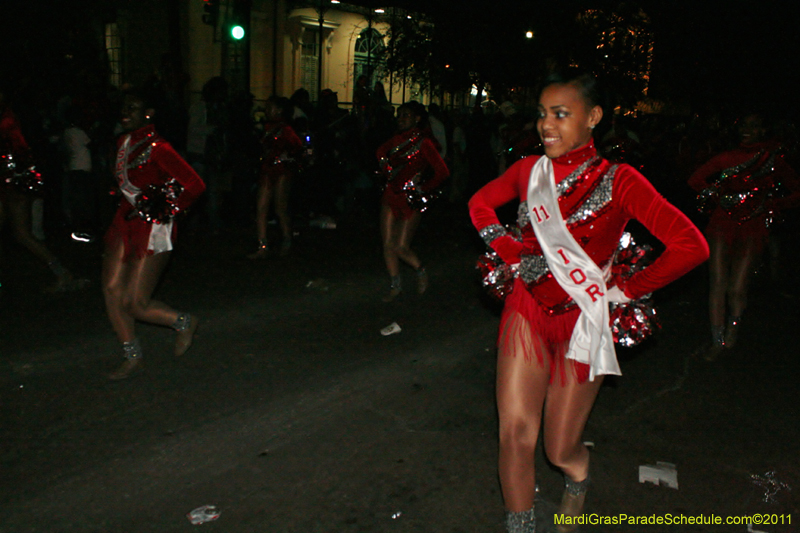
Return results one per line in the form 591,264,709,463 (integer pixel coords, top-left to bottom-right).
477,252,515,302
134,178,185,223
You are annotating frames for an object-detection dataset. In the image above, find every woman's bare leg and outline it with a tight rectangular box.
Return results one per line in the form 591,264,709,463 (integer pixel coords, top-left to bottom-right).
707,236,730,328
273,174,291,244
7,190,60,266
380,204,401,278
727,238,759,318
254,180,273,245
102,238,137,344
394,212,422,270
542,360,604,483
496,313,550,513
125,251,178,326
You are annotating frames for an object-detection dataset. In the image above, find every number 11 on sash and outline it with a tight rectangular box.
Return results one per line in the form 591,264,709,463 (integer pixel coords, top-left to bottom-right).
531,205,550,223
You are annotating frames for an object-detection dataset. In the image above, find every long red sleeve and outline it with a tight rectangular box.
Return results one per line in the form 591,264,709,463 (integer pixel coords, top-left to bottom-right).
418,138,450,193
468,158,527,264
615,167,709,298
151,142,206,211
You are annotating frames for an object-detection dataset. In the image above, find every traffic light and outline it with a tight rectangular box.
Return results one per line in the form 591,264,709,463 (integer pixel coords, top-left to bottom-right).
202,0,219,26
230,24,245,40
229,0,249,41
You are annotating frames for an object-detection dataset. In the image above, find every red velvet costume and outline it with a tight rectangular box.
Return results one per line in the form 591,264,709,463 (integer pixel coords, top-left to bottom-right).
469,142,708,382
1,107,33,191
259,120,303,185
0,107,30,159
688,140,800,254
377,128,449,220
105,125,206,261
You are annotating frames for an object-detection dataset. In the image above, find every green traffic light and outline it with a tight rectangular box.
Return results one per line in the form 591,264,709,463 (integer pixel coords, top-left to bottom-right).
231,25,245,40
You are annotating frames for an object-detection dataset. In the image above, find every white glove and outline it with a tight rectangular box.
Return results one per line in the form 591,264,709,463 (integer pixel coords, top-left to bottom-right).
606,285,632,304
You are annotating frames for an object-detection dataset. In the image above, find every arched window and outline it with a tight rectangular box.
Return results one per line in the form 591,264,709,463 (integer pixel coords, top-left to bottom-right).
353,27,386,98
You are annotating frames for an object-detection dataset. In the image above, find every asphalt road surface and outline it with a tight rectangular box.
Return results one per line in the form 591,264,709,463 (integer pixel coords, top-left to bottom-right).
1,203,797,532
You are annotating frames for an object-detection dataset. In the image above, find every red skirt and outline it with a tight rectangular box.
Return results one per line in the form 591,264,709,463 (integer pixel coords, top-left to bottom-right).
499,277,589,385
104,205,177,262
259,162,295,187
705,209,768,257
381,187,415,220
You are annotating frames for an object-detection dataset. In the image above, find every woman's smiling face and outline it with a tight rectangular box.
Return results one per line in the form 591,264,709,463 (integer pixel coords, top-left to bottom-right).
537,83,601,159
120,95,151,132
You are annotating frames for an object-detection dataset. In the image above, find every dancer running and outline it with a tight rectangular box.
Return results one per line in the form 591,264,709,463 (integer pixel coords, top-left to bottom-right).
104,90,206,380
376,101,449,302
248,96,302,258
1,87,82,293
688,111,800,360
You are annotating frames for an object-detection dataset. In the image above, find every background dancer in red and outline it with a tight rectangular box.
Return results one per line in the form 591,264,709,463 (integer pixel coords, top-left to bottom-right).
104,90,206,380
1,87,83,293
469,71,708,533
376,101,449,302
248,96,302,259
688,112,800,360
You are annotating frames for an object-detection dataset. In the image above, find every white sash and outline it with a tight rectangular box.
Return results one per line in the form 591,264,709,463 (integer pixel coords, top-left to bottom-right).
526,157,620,381
115,134,174,255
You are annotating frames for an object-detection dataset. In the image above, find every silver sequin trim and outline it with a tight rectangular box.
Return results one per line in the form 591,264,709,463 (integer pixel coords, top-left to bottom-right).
747,151,777,181
504,508,535,533
515,163,619,285
517,201,530,229
128,142,155,169
719,150,765,181
479,224,507,246
565,474,591,496
518,253,549,285
565,164,617,225
556,156,602,196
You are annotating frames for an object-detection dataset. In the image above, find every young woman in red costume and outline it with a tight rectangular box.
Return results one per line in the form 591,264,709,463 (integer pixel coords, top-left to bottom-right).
0,88,82,292
688,112,800,360
248,96,302,258
376,101,449,302
469,71,709,532
104,91,206,380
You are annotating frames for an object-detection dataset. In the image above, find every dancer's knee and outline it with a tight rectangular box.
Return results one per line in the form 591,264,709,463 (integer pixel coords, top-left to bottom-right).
543,437,585,471
127,295,152,319
499,416,539,455
102,278,124,303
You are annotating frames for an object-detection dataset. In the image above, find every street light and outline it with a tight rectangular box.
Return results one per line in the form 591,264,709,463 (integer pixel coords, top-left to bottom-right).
525,30,534,39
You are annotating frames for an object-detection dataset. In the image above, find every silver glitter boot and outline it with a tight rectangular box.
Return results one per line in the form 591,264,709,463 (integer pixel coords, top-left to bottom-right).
556,475,590,533
505,507,535,533
109,338,144,380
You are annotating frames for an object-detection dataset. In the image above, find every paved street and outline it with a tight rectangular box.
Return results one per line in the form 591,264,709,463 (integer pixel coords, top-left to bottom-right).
1,204,797,532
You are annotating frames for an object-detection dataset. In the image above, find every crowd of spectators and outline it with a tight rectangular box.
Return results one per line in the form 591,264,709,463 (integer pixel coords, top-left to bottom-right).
4,68,799,261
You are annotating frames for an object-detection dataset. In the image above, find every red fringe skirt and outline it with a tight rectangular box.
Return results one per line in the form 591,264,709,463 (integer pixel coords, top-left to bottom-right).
104,206,177,262
705,209,768,257
381,188,415,221
499,277,590,385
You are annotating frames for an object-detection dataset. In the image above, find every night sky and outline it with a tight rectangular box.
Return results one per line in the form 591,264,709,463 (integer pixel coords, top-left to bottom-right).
2,0,798,116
